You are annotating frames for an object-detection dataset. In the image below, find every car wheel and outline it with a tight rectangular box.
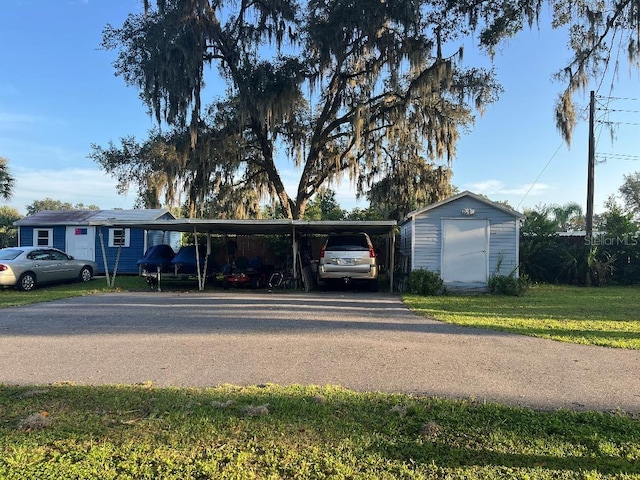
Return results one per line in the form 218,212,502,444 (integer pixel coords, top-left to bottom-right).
368,279,379,292
17,272,36,291
79,266,93,283
222,278,229,290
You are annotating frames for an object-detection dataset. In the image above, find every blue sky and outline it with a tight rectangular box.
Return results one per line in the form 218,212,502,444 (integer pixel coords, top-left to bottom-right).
1,0,639,216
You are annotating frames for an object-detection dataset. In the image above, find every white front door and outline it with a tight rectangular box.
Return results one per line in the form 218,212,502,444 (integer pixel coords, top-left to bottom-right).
441,219,489,283
65,226,96,261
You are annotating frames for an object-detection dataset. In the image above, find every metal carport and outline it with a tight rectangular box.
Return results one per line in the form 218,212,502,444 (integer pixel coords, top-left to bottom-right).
91,219,397,292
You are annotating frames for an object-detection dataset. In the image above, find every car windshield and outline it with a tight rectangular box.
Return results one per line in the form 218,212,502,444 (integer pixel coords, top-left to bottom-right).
0,249,24,260
325,235,369,251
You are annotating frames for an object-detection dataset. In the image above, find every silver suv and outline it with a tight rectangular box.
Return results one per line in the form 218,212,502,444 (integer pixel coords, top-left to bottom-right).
317,232,378,290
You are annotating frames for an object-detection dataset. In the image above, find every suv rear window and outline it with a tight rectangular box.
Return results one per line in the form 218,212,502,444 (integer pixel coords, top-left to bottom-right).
325,234,370,251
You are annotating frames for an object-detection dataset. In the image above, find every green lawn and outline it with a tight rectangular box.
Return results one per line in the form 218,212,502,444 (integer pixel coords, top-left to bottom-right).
2,283,640,477
1,383,639,479
0,275,161,308
404,284,640,350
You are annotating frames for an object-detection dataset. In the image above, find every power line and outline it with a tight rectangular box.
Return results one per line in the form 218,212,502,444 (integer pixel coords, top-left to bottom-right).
597,95,640,102
598,108,640,114
596,153,640,161
518,90,637,214
516,141,564,210
598,120,640,127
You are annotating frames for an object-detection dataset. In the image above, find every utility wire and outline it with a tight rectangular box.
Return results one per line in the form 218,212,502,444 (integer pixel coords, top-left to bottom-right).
597,153,640,161
600,108,640,113
516,141,565,210
598,96,640,102
598,121,640,126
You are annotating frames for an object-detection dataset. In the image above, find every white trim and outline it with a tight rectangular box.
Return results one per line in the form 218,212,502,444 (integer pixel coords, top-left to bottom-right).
108,228,130,248
515,218,521,277
33,228,53,247
410,217,415,271
403,190,524,223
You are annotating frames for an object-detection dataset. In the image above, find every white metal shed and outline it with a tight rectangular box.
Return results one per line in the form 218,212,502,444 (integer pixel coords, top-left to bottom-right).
400,191,524,291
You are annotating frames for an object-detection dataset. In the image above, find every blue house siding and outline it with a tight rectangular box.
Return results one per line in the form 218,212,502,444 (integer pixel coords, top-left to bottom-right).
488,215,520,276
15,209,179,277
18,225,66,251
399,223,412,254
94,227,149,275
400,191,523,289
18,226,34,246
413,219,440,272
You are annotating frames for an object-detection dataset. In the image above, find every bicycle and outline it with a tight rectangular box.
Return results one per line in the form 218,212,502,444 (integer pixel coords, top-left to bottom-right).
268,269,294,289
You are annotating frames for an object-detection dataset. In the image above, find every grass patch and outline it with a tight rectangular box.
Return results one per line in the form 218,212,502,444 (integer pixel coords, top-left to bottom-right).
0,383,638,479
0,275,187,309
404,284,640,349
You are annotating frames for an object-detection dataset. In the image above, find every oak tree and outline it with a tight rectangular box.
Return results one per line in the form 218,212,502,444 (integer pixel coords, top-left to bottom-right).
94,0,639,218
95,0,498,218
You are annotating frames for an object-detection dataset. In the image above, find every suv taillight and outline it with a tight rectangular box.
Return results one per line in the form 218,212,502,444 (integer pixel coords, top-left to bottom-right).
0,264,7,272
320,245,326,258
368,245,376,258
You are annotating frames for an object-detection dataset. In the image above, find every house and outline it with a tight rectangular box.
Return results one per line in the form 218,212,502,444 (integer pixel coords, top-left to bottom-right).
399,191,524,291
14,209,181,274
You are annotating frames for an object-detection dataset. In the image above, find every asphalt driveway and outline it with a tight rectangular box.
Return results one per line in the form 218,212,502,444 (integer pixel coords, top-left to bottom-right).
1,291,639,412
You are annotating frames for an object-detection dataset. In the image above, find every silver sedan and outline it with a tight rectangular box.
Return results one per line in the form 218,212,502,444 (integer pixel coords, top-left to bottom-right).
0,246,98,291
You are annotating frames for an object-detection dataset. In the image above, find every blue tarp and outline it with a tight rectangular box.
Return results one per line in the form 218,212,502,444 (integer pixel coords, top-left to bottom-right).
171,245,204,274
137,244,175,271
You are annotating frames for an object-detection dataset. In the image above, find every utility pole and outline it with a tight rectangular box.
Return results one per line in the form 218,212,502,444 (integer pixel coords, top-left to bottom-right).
586,90,595,237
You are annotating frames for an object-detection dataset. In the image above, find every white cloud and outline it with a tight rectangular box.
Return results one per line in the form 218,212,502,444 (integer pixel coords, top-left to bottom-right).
466,180,552,197
7,167,134,214
465,180,505,194
500,183,552,196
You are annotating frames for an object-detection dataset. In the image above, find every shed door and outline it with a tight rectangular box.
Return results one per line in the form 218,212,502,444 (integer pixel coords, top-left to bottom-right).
441,219,488,283
65,226,96,261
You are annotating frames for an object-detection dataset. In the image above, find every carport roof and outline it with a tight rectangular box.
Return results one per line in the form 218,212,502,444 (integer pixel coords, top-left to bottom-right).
89,218,397,236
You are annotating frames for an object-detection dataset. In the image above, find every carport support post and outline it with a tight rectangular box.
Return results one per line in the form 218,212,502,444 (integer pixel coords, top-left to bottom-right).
156,265,162,292
291,226,298,285
97,227,111,287
193,227,204,291
389,230,395,293
202,233,212,291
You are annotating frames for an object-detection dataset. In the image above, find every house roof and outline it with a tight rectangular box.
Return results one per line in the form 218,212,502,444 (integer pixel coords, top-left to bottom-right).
14,208,174,226
402,190,524,223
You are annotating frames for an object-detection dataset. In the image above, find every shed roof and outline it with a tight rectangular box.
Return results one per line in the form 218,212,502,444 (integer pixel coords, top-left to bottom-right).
402,190,524,223
15,209,174,226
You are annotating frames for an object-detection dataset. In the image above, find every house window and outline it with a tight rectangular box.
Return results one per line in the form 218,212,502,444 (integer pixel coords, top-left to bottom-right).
108,228,130,247
33,229,53,247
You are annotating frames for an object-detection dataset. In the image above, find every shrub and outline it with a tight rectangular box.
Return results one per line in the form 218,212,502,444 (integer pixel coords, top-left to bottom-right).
488,273,530,296
406,269,444,295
